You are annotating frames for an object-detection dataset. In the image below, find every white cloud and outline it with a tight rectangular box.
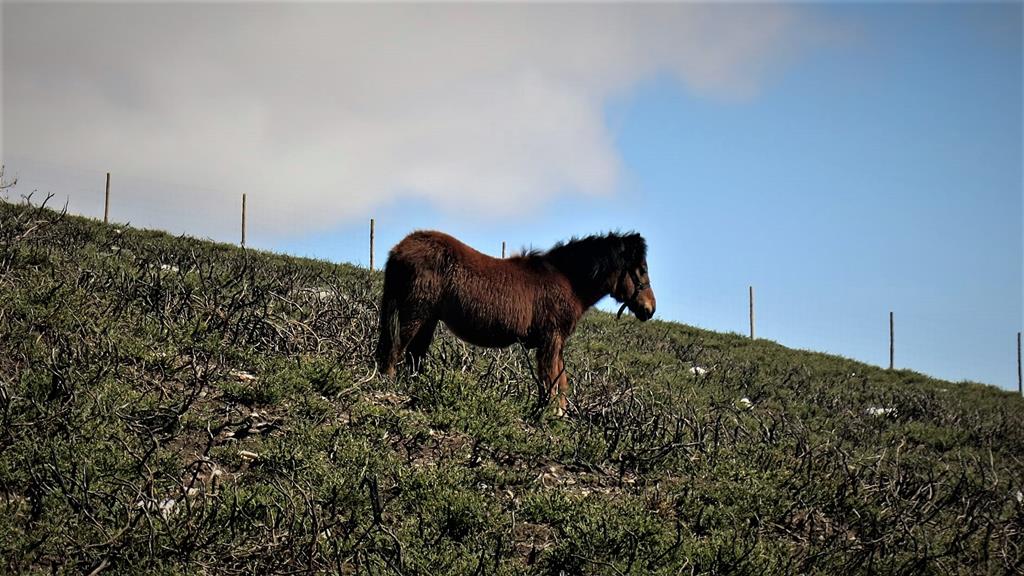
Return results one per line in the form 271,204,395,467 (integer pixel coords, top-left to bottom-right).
4,3,814,238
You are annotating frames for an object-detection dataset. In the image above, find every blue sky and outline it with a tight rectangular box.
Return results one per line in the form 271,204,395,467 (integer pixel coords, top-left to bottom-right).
4,3,1021,389
276,4,1022,389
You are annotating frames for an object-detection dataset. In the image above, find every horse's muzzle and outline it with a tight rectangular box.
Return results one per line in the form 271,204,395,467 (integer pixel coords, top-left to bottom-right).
617,301,655,321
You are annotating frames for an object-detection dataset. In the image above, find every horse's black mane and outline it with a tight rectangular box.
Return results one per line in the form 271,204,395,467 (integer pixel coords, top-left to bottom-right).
526,232,646,287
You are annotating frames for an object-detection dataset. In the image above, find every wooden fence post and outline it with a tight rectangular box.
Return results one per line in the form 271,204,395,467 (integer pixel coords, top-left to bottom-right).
369,218,375,271
1017,331,1021,396
104,172,111,224
502,241,506,259
749,286,755,340
889,312,894,370
241,194,247,247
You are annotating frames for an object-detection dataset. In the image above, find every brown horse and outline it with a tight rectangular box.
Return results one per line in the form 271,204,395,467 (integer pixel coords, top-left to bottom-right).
375,230,656,413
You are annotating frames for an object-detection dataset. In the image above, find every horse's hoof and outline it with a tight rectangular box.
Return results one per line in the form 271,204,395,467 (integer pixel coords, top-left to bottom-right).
553,405,566,418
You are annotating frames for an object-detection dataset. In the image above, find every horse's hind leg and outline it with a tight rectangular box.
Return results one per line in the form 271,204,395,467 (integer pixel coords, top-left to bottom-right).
379,307,430,378
376,261,405,378
387,312,438,375
405,317,438,374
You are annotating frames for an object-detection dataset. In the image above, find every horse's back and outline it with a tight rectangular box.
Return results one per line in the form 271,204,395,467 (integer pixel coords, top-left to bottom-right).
387,231,540,345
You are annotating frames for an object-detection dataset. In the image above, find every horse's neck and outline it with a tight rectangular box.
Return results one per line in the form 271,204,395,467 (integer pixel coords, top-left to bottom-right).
543,248,616,310
567,271,615,311
583,286,613,309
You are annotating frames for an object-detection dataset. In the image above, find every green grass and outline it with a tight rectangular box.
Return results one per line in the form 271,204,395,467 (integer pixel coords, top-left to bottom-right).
1,197,1022,575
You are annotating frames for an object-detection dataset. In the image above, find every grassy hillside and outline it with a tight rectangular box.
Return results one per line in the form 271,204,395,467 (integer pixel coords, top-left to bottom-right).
1,197,1022,575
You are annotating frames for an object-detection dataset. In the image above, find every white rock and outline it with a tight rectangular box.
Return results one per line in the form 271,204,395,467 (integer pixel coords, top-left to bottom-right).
737,397,753,409
158,498,176,518
304,287,335,300
136,497,178,519
689,366,708,376
230,370,257,382
865,407,897,417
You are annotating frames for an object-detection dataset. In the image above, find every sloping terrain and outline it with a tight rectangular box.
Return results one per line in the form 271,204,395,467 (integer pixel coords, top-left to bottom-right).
1,198,1022,575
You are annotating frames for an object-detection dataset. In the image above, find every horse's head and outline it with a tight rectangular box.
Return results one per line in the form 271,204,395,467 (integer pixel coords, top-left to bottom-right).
611,236,656,321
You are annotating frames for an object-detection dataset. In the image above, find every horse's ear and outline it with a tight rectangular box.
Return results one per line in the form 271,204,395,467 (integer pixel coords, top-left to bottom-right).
622,233,647,265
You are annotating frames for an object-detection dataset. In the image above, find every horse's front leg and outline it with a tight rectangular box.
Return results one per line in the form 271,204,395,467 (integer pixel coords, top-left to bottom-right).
555,347,568,415
536,337,567,416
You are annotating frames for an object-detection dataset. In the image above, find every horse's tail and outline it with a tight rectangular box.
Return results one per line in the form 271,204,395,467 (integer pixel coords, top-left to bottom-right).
375,259,402,374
